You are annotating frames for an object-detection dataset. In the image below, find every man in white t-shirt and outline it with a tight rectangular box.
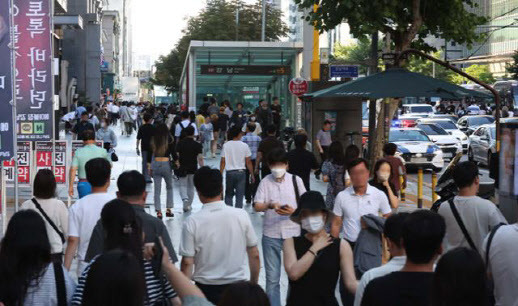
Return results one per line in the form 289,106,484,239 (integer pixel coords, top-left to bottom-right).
180,167,260,305
64,158,115,275
354,212,409,306
331,158,392,245
483,223,518,306
438,161,506,253
175,111,198,139
220,126,254,208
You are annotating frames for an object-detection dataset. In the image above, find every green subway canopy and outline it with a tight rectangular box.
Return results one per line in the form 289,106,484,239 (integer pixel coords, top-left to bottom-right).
304,68,493,100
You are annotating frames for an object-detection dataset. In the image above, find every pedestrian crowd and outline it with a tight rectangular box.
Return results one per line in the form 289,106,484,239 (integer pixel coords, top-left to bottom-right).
0,97,516,306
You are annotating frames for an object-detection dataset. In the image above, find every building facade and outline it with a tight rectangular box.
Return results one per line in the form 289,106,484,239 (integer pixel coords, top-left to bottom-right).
101,10,120,96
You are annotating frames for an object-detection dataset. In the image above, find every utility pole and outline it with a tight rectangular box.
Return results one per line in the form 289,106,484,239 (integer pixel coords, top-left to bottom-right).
367,32,378,164
235,8,239,41
261,0,266,41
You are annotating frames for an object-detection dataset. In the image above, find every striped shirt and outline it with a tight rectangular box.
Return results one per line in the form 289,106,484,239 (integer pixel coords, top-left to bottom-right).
241,133,262,160
72,257,177,305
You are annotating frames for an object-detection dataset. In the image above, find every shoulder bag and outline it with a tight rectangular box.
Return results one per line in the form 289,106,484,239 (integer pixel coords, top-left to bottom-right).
32,198,65,244
448,198,478,251
292,174,300,204
53,261,67,306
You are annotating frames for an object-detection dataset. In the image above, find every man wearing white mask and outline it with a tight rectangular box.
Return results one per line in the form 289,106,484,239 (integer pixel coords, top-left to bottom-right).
220,126,255,208
254,148,306,306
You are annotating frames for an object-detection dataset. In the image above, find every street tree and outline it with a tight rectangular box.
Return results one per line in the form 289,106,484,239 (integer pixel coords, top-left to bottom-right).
406,52,455,83
153,0,289,92
294,0,487,163
506,50,518,79
451,64,495,85
332,37,382,75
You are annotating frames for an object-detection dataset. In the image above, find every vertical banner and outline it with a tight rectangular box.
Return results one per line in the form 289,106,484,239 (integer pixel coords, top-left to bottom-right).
0,0,15,159
2,141,31,184
35,141,66,183
13,0,54,140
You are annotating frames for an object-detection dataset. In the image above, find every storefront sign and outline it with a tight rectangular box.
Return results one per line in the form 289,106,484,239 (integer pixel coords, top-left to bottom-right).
329,65,359,78
201,65,291,76
289,78,309,96
0,0,15,159
14,0,54,140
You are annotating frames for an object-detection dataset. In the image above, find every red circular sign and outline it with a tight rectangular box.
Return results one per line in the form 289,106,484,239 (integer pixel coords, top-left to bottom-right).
289,78,308,96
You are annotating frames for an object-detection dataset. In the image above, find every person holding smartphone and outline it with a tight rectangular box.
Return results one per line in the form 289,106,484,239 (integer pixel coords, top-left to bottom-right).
254,148,306,306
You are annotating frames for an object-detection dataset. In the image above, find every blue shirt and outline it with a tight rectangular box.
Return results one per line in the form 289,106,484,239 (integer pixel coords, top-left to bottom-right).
241,132,262,160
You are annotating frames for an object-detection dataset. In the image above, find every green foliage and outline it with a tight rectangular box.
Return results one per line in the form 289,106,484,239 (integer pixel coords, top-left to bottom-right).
451,64,495,85
153,0,289,92
506,50,518,79
405,52,455,82
332,38,372,74
294,0,487,53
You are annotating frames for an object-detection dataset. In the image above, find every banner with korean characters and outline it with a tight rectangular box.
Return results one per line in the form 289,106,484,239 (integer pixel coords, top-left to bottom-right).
2,141,31,184
0,0,15,160
13,0,54,140
35,141,66,184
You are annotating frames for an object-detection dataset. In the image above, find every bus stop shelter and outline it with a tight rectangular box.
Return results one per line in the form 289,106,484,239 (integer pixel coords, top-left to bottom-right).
179,41,303,126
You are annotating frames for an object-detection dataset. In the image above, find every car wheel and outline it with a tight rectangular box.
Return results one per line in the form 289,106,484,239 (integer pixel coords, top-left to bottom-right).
468,147,474,162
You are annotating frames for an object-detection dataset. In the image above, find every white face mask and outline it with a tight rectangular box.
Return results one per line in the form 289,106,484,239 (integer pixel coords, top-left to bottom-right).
271,167,286,179
250,117,256,121
377,171,390,182
301,215,325,234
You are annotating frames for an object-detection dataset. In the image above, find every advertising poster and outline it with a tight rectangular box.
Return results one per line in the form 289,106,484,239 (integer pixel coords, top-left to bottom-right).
0,0,15,159
2,141,31,184
13,0,54,140
35,141,66,183
324,111,337,133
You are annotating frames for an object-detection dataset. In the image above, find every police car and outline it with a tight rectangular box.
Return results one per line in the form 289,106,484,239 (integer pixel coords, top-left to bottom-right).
389,128,444,171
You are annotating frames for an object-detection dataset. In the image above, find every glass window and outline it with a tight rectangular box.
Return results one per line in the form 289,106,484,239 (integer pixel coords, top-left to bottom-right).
410,106,433,113
430,120,457,130
389,129,431,142
468,116,495,126
490,127,496,139
418,124,448,135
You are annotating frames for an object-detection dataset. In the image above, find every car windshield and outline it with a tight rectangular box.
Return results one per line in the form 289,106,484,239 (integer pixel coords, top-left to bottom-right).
389,130,431,142
468,116,495,126
429,120,457,130
410,106,433,113
418,124,449,135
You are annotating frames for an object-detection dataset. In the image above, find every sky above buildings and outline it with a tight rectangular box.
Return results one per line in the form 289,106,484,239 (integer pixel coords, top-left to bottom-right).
132,0,256,60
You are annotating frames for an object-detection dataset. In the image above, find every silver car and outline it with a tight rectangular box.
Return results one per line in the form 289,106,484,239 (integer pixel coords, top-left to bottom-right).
467,124,496,168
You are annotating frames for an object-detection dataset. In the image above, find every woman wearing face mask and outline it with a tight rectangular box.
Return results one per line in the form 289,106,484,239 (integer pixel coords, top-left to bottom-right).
243,114,262,136
283,191,357,306
369,159,399,209
96,118,117,151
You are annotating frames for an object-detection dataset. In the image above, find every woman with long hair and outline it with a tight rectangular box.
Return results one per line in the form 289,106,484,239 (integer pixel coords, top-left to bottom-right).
148,123,175,219
369,159,399,209
72,199,180,306
0,210,76,305
21,169,68,263
321,141,346,210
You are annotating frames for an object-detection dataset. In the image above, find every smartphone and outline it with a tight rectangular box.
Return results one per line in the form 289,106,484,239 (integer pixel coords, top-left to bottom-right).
150,236,163,277
281,204,289,209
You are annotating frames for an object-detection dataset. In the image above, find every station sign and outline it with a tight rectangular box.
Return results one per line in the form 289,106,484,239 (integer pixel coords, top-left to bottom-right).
329,65,359,78
201,65,291,76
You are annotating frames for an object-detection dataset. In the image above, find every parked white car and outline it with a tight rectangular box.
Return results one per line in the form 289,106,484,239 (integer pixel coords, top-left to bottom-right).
416,118,468,152
416,123,462,160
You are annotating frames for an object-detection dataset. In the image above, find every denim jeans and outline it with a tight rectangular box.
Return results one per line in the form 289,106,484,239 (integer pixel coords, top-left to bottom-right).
262,235,284,306
77,181,92,199
203,140,211,157
141,151,151,181
179,174,195,210
151,161,173,211
225,170,246,208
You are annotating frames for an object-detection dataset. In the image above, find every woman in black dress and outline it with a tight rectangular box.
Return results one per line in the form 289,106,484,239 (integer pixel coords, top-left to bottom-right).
283,191,357,306
369,159,399,209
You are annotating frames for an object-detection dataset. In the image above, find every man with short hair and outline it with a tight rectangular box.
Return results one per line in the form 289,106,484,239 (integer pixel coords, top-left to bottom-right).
256,124,284,179
314,120,332,179
354,213,409,306
69,130,111,198
254,148,306,306
383,143,406,195
180,167,260,305
72,112,95,140
175,111,198,140
241,123,262,204
64,158,114,275
207,98,219,116
137,112,155,183
220,126,255,208
331,158,392,244
361,210,446,306
85,170,178,263
255,99,273,133
439,161,506,253
287,134,319,190
176,126,204,212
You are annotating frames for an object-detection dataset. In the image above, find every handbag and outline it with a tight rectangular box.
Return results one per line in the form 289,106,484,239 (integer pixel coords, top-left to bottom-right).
108,148,119,162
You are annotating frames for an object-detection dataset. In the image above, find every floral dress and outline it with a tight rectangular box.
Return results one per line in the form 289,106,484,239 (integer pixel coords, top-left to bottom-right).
321,160,346,210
